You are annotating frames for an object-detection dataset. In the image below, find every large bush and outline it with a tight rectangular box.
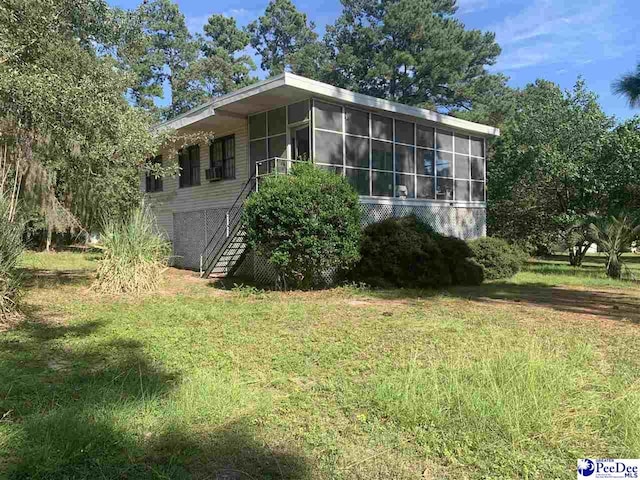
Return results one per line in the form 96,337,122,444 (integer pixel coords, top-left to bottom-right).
468,237,525,280
243,163,361,289
0,194,24,315
93,204,171,294
351,216,483,288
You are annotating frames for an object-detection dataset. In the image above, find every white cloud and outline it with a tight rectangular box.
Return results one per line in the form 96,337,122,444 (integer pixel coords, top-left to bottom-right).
186,8,257,34
456,0,490,15
489,0,632,71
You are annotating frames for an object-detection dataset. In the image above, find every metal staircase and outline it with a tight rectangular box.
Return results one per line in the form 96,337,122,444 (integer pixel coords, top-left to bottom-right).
200,176,255,278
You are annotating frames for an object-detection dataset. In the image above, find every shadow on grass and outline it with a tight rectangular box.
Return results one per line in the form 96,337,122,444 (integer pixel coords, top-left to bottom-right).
18,268,94,290
0,312,309,479
367,281,640,324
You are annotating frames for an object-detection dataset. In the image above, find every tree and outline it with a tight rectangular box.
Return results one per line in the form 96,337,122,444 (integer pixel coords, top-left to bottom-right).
489,79,615,258
247,0,328,78
613,63,640,108
243,163,361,289
0,0,162,236
118,0,198,118
587,214,640,279
182,14,256,104
323,0,501,109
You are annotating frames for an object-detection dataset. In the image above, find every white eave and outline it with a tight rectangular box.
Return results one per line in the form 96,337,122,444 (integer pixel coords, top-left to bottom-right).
153,72,500,137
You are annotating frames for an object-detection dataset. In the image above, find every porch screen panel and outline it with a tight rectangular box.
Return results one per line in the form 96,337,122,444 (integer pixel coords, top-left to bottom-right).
311,99,486,202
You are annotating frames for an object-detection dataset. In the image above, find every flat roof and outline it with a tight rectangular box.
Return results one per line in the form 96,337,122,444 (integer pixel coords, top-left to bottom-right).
155,72,500,137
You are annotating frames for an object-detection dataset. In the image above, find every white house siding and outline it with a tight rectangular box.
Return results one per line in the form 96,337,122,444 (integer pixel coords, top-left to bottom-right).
143,123,249,241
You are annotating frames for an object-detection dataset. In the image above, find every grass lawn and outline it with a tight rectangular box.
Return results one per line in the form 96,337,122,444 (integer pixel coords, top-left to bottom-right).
1,251,640,479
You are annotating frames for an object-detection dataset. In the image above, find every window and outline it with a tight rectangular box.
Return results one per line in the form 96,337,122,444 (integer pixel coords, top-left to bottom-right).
436,151,452,178
470,137,484,157
371,140,392,171
417,125,434,148
145,155,163,193
436,178,453,200
418,149,434,176
179,145,200,188
455,155,470,179
455,180,470,201
372,171,393,197
417,176,435,199
210,135,235,180
471,156,484,180
268,134,287,158
268,107,286,136
436,130,453,152
314,130,343,165
395,173,415,198
395,120,414,145
395,145,414,173
249,113,266,139
315,101,343,131
346,136,369,168
345,108,369,136
346,168,370,195
371,115,392,140
288,100,309,124
455,134,470,154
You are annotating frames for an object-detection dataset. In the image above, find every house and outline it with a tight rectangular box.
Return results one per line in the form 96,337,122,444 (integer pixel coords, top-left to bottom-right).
143,73,500,279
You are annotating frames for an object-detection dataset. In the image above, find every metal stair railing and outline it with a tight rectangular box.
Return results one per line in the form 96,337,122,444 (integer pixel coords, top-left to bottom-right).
200,176,255,278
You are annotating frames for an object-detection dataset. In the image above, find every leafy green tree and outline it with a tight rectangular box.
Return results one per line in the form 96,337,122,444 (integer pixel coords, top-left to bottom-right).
243,163,361,289
323,0,501,109
0,0,162,234
247,0,329,78
613,63,640,108
489,79,615,256
182,14,256,104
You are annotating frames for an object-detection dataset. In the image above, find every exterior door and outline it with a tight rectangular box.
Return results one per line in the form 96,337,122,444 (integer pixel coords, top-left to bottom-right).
291,126,310,161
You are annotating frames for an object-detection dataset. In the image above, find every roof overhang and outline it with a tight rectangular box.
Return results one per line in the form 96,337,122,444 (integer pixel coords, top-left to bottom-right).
154,73,500,137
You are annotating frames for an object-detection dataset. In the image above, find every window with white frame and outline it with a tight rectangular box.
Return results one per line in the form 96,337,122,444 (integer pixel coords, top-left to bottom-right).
312,99,486,201
248,100,311,176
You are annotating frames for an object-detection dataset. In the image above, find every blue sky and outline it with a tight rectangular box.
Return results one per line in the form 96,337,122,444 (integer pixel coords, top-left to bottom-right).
109,0,640,121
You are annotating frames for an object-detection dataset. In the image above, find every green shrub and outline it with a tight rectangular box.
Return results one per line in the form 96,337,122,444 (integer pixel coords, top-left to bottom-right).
351,216,452,288
243,163,361,289
468,236,525,280
0,194,24,315
93,203,170,294
435,235,484,286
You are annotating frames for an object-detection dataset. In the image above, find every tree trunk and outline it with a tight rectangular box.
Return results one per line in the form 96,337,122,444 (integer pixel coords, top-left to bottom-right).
45,225,52,252
606,254,622,279
569,243,591,267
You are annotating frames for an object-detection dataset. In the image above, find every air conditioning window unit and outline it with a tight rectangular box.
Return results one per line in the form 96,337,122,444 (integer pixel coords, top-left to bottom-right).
206,166,223,181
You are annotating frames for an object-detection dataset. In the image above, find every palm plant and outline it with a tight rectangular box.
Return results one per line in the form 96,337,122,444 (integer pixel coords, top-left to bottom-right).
587,214,640,279
0,192,24,315
612,63,640,108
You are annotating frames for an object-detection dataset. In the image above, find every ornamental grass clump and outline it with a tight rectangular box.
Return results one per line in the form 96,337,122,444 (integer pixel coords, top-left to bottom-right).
0,193,24,316
93,204,170,294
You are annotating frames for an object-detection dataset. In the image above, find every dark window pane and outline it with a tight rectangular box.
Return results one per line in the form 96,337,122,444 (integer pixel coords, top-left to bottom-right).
395,144,414,173
371,114,392,140
315,101,342,131
471,181,485,201
318,164,343,175
346,135,369,168
288,100,309,124
395,119,414,145
372,171,393,197
250,139,267,176
416,176,435,199
436,178,453,200
346,168,370,195
471,137,484,157
249,113,266,139
436,151,452,177
455,134,470,154
371,140,392,171
268,107,286,136
268,134,287,158
436,130,453,151
314,130,343,165
417,124,434,148
395,173,415,198
455,155,470,179
345,108,368,136
418,148,434,176
188,145,200,186
471,157,485,180
455,180,469,201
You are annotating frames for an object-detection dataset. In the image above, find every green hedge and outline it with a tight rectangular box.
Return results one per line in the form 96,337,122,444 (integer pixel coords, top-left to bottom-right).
467,236,526,280
350,216,484,288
